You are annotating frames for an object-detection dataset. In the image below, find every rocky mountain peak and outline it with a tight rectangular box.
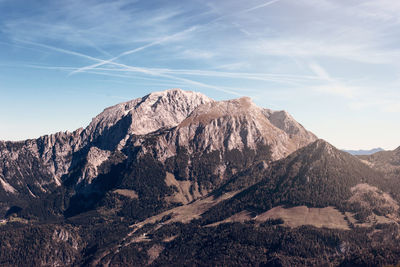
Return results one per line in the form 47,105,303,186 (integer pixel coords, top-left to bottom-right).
83,88,213,149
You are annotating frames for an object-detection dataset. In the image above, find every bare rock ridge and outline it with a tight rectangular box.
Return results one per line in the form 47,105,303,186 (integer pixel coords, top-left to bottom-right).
0,89,316,203
141,96,317,162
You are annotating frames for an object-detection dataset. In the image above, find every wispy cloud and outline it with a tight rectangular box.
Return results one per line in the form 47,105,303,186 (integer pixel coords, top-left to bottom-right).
308,61,400,114
308,62,358,99
249,38,400,65
349,97,400,114
308,62,333,81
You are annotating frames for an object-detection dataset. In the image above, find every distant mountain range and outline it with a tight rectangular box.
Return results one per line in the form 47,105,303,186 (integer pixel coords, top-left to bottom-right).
0,89,399,266
343,147,384,155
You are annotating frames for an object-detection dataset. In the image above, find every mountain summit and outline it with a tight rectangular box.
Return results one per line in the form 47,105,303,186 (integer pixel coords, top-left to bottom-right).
84,88,213,142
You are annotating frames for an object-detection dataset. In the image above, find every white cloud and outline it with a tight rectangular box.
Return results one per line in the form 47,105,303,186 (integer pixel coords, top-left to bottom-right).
250,38,398,65
308,62,358,99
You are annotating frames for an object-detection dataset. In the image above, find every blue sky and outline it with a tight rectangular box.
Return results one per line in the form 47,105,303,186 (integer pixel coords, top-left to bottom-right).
1,0,399,150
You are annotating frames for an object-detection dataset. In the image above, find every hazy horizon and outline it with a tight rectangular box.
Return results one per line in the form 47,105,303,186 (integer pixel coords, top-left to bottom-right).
1,0,400,150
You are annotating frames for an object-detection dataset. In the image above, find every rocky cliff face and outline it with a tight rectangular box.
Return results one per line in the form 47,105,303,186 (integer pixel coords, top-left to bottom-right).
0,89,317,214
146,96,309,161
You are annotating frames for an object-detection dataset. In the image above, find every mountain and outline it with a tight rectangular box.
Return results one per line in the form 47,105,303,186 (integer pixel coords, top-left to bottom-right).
343,147,384,155
203,139,393,224
0,89,317,219
0,89,399,266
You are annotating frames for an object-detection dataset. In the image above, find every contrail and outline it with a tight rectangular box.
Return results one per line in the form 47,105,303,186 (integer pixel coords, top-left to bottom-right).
69,26,198,76
69,0,282,76
241,0,282,14
211,0,282,23
16,39,105,63
16,40,242,96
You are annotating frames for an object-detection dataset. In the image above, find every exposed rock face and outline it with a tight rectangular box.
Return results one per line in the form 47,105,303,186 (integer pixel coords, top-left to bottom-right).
78,147,112,186
83,88,213,149
262,108,317,149
0,89,316,211
137,96,317,162
0,90,211,194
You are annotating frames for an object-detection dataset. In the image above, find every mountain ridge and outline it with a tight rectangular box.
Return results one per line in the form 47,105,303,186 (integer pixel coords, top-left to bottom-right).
0,88,320,236
0,89,317,202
